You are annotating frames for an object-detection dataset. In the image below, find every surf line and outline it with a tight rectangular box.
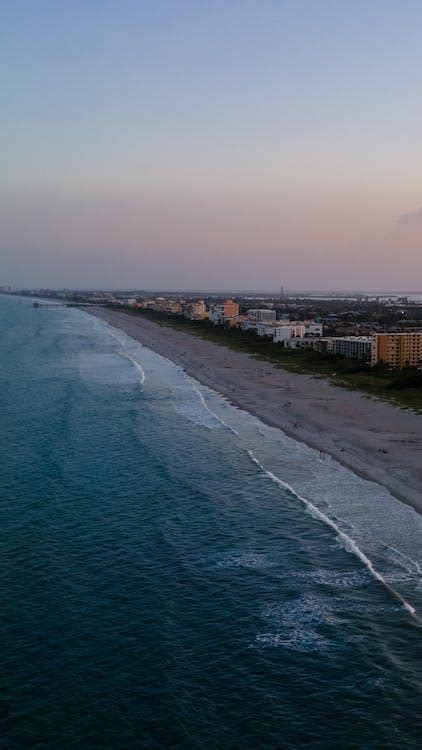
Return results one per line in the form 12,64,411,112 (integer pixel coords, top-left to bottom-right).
247,449,418,620
118,352,146,386
84,308,235,433
88,315,147,387
180,370,239,435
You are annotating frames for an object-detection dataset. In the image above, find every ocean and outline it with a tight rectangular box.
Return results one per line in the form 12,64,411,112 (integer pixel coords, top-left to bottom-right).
1,294,421,749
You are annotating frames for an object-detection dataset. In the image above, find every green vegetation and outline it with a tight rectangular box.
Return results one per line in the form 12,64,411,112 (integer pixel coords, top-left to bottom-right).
115,306,422,412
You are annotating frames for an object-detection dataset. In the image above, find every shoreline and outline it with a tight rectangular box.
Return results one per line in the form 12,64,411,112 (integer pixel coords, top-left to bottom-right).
88,307,422,514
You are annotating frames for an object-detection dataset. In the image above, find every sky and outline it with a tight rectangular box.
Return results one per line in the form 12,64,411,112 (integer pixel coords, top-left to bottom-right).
1,0,422,291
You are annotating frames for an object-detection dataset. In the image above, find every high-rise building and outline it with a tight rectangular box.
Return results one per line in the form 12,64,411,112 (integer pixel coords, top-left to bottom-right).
223,299,239,318
371,333,422,368
208,299,239,324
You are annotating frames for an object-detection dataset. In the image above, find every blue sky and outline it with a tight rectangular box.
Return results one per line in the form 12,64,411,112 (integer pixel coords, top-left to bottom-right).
1,1,422,289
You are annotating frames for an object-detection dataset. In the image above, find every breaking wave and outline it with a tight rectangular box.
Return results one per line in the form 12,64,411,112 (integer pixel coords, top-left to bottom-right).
246,450,417,618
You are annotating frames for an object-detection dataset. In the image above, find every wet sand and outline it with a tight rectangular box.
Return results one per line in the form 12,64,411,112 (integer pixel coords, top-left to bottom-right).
90,308,422,513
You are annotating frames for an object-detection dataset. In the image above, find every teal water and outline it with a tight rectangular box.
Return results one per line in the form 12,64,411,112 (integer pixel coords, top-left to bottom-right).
0,295,421,749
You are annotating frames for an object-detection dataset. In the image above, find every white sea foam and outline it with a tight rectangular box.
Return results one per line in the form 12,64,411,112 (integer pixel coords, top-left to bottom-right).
93,314,238,433
86,317,147,387
289,569,373,589
78,309,422,618
263,594,344,627
256,630,331,652
256,593,344,653
178,369,239,434
247,449,417,617
215,552,279,569
101,322,129,347
78,352,142,386
383,545,422,576
119,353,146,386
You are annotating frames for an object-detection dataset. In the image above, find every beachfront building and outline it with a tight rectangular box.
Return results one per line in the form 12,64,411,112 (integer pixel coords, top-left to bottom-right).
371,332,422,368
256,322,279,337
282,336,370,359
185,300,207,320
208,299,240,325
273,324,301,343
165,301,183,315
223,299,240,318
208,305,224,324
225,315,248,328
283,338,330,352
246,308,276,322
153,297,168,311
240,318,258,333
328,336,371,361
304,320,324,337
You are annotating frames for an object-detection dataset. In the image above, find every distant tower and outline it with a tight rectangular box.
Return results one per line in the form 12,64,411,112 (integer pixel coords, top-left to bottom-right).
280,284,284,300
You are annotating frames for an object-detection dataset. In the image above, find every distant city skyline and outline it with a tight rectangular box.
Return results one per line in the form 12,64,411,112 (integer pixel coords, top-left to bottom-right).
2,1,422,289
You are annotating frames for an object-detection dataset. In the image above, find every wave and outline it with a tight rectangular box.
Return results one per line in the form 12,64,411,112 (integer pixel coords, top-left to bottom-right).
256,592,345,653
84,313,236,430
118,353,146,386
81,310,421,619
383,545,422,576
246,449,418,618
179,371,239,435
89,317,147,387
92,315,240,430
215,552,279,569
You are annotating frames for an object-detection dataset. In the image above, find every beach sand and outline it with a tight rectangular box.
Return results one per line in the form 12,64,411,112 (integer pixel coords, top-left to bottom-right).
90,308,422,513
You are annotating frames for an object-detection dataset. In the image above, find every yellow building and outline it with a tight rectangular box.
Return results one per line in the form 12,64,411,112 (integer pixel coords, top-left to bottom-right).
371,333,422,368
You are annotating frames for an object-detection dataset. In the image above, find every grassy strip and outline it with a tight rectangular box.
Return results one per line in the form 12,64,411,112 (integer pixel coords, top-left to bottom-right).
112,306,422,412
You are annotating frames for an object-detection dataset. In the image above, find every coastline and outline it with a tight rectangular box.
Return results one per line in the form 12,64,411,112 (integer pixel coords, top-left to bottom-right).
88,307,422,514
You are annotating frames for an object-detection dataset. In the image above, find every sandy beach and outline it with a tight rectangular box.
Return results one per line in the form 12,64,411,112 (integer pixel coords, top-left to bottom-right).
90,307,422,513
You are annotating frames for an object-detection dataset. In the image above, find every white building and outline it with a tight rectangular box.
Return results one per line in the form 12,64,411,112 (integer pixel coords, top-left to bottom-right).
256,322,279,337
208,304,225,324
304,320,323,337
246,308,277,322
284,338,328,351
272,323,307,343
328,336,371,360
273,325,296,342
240,319,259,333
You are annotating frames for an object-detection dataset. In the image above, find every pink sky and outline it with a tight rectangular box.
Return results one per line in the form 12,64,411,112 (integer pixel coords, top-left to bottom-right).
2,2,422,290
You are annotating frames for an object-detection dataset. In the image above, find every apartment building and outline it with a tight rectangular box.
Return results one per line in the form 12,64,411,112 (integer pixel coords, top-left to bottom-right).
272,325,300,342
209,299,240,324
283,336,370,359
328,336,371,361
246,308,276,322
371,332,422,368
284,338,330,352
